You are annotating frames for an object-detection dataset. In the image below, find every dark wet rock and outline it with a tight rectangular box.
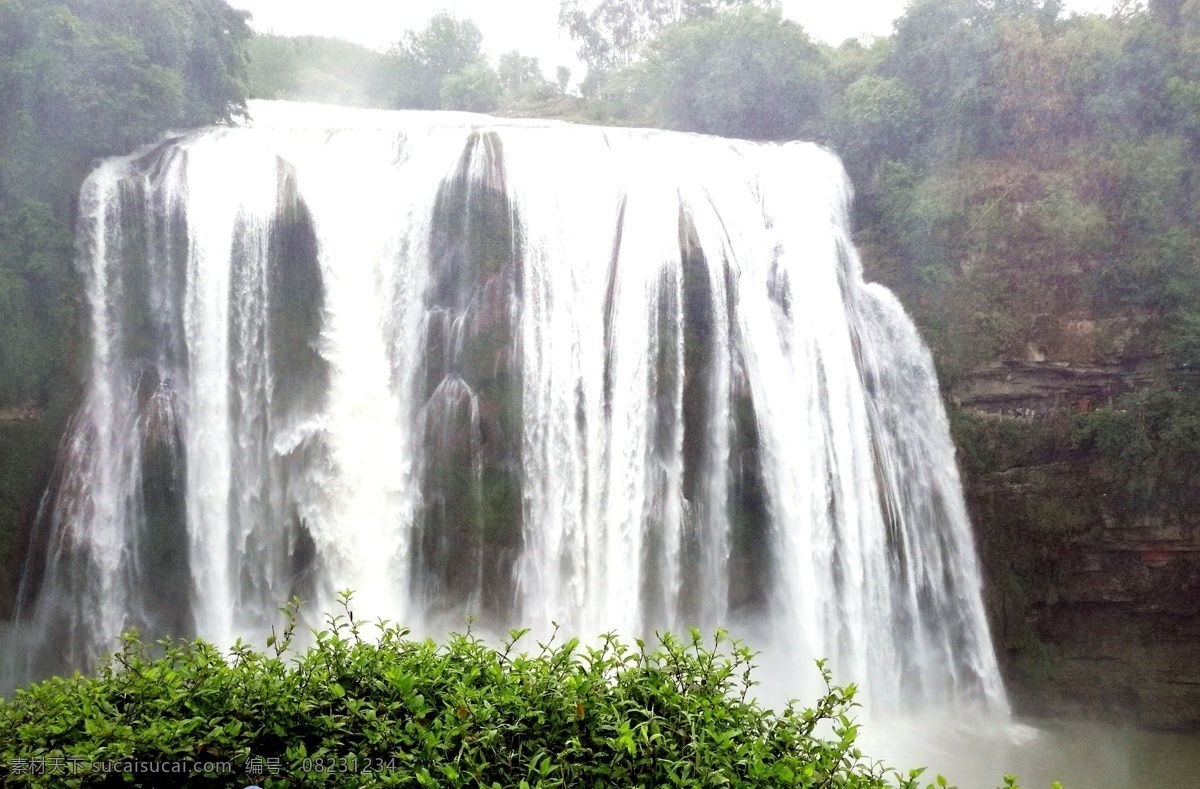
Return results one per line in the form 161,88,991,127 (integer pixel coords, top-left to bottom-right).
955,351,1200,729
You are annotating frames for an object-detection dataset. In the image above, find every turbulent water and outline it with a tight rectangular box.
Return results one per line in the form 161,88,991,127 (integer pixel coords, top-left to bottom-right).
5,101,1006,714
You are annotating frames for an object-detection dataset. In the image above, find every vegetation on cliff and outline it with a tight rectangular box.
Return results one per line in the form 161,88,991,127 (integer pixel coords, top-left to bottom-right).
0,0,251,393
0,0,250,395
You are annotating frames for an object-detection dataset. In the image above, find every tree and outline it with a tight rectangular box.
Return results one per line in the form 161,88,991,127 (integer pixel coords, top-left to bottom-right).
385,12,493,110
636,6,827,140
0,0,252,403
498,50,552,101
994,16,1077,154
558,0,778,83
0,0,250,181
885,0,1048,159
827,75,919,184
245,35,391,107
442,62,502,112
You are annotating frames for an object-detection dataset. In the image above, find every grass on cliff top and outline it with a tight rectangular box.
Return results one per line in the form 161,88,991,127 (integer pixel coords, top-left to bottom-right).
0,592,1028,788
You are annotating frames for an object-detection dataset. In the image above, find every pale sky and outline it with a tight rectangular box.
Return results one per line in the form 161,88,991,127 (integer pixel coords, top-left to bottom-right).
228,0,1119,74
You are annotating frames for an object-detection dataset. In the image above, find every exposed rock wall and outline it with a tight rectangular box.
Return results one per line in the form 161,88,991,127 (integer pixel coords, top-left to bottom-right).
0,388,78,624
950,316,1200,728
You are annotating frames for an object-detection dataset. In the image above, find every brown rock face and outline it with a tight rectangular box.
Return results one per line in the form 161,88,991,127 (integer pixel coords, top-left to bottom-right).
0,403,41,423
969,458,1200,728
951,318,1200,729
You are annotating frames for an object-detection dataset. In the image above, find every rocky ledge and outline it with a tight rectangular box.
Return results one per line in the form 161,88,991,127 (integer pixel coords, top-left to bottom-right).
0,403,42,424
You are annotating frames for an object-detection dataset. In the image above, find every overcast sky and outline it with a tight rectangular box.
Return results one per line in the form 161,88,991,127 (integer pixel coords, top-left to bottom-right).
228,0,1119,74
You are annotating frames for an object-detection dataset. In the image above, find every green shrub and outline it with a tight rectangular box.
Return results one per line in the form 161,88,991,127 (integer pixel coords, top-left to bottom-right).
1073,387,1200,510
0,593,1023,788
950,410,1074,475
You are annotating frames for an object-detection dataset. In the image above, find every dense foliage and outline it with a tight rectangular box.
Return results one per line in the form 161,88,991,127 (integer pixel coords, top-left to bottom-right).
1072,384,1200,511
0,595,1021,788
636,7,826,139
558,0,779,93
832,0,1200,374
379,12,498,112
0,0,250,403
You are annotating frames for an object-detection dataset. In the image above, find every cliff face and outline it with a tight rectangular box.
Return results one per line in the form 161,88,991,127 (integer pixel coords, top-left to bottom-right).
949,316,1200,728
0,396,72,624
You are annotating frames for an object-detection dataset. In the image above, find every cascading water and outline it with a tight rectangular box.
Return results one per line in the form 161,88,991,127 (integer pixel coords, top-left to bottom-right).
4,101,1006,715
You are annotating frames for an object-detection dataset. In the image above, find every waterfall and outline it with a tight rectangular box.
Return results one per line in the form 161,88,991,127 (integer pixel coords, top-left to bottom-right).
4,101,1006,714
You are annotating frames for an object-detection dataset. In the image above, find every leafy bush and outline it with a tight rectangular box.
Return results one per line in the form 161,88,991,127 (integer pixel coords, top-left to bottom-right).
441,63,502,113
1073,387,1200,510
636,6,828,140
950,411,1074,476
0,593,1021,788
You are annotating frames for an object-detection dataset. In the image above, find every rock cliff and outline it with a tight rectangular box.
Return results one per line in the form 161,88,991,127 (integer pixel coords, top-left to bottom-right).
949,316,1200,728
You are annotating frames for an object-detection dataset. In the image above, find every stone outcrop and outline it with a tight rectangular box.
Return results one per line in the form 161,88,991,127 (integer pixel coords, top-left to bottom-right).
0,403,41,424
950,359,1161,415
